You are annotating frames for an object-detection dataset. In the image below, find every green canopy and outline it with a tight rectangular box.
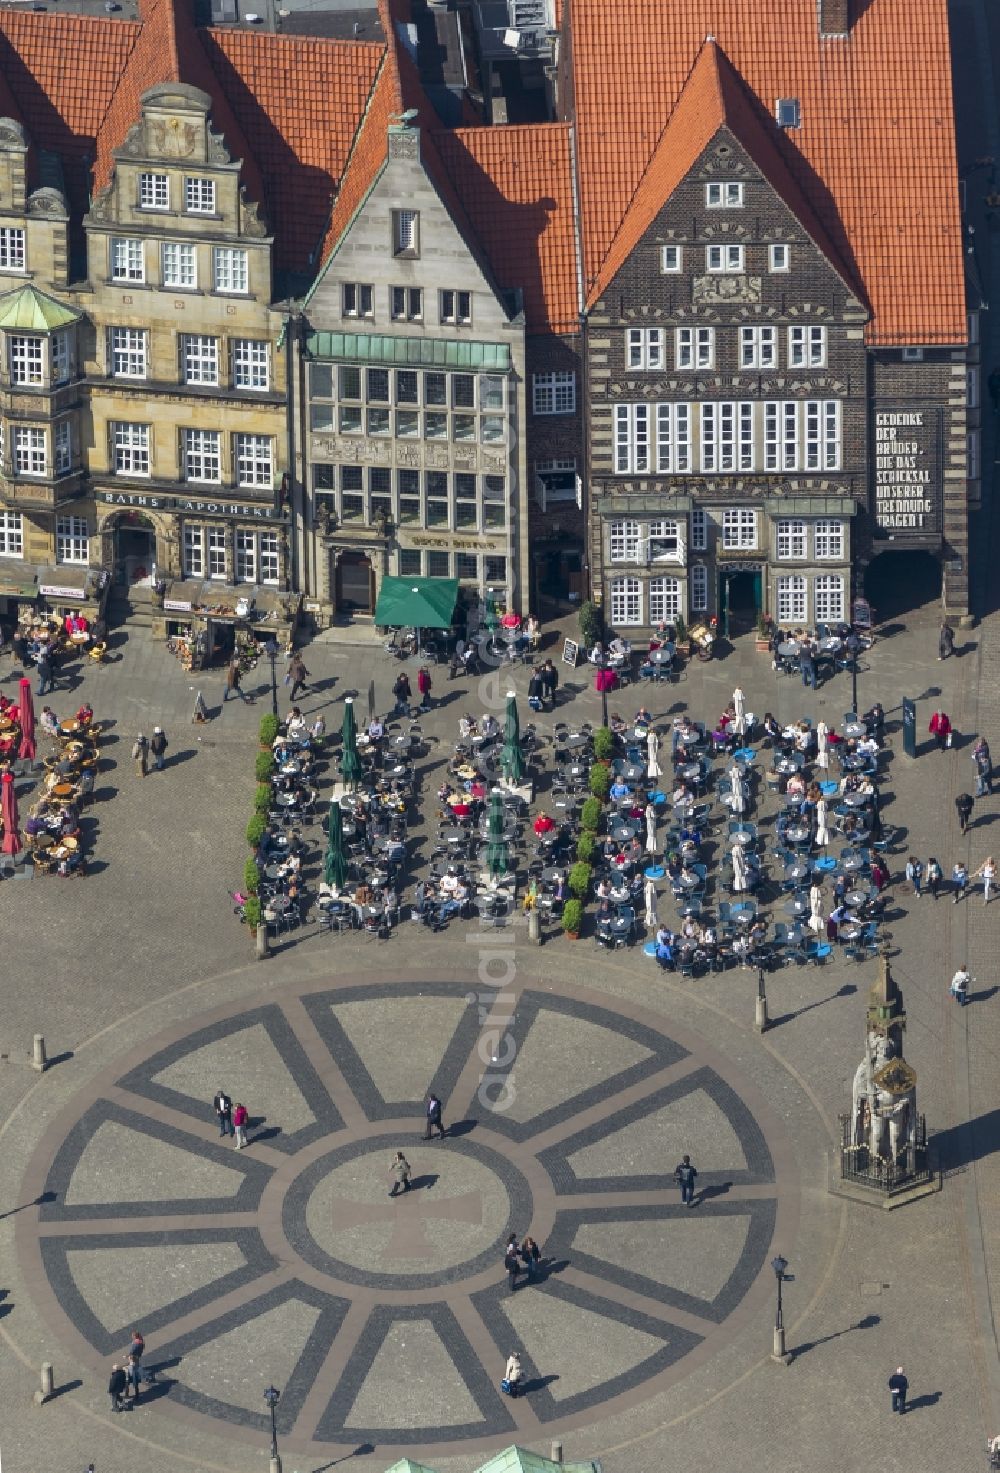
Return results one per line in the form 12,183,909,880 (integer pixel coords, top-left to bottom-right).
500,691,526,783
485,789,508,879
483,589,500,634
374,575,459,630
324,799,349,890
340,697,362,788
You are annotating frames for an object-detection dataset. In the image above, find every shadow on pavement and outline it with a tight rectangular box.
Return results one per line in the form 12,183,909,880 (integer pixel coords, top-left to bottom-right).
790,1312,880,1361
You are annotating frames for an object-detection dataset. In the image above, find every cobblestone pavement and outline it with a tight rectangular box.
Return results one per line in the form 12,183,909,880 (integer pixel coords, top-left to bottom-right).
0,567,997,1473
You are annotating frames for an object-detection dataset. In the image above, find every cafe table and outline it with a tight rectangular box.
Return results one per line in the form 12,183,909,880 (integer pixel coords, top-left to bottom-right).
775,755,803,774
59,719,81,735
843,790,870,808
52,782,77,799
818,637,843,654
564,732,590,751
777,641,801,658
677,762,702,782
785,824,810,844
841,853,865,872
843,721,865,739
845,888,871,908
839,921,863,941
783,861,810,883
787,893,810,916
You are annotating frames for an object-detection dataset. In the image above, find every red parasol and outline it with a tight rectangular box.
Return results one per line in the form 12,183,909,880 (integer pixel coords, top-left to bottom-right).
1,771,20,855
17,677,35,762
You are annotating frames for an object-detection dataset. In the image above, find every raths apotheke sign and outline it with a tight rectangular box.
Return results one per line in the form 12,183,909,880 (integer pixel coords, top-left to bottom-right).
873,409,941,533
100,491,285,521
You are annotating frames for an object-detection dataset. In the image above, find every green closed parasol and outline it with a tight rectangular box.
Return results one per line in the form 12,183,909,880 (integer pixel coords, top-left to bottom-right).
324,798,348,891
340,696,362,789
500,689,526,783
485,788,508,879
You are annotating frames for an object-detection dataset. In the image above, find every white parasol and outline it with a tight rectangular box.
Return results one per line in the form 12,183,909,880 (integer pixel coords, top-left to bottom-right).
645,802,658,853
733,687,746,737
816,720,829,771
731,843,749,893
644,876,658,928
815,797,829,847
646,729,661,780
808,882,825,934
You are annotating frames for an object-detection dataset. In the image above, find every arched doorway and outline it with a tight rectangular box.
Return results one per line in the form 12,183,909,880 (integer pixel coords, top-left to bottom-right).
336,549,374,614
106,511,158,588
863,549,941,623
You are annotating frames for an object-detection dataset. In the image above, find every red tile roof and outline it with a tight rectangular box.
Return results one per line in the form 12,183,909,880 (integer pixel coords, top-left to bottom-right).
437,124,579,334
569,0,966,344
317,48,400,267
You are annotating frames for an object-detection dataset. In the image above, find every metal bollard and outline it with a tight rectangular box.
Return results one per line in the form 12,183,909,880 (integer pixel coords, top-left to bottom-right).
31,1035,47,1072
33,1361,53,1404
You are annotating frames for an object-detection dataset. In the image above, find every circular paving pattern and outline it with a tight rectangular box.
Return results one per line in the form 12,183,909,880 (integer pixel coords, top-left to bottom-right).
19,977,795,1457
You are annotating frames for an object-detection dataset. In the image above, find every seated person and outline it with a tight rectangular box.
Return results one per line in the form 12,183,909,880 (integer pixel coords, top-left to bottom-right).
589,641,604,665
458,715,477,739
863,702,885,742
680,916,700,941
40,706,59,737
285,708,307,741
786,772,807,799
533,811,556,836
480,714,499,740
672,781,692,807
595,897,614,926
609,711,627,737
310,715,326,742
634,706,653,729
761,712,782,746
608,635,631,661
75,702,94,727
609,777,632,801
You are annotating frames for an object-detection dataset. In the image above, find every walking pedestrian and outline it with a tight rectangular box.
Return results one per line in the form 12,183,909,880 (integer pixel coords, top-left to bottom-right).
389,1151,411,1197
949,965,971,1005
35,648,54,696
417,665,433,710
974,736,993,797
125,1351,143,1402
288,652,310,701
888,1365,909,1415
213,1088,233,1138
232,1101,248,1149
938,621,955,660
541,659,558,707
11,627,28,670
904,856,923,896
131,732,148,777
503,1351,523,1396
504,1234,521,1292
955,793,974,834
952,860,969,903
108,1363,127,1414
674,1153,698,1207
926,857,943,899
424,1091,446,1140
392,671,412,716
149,725,168,771
521,1234,542,1281
798,644,817,690
192,689,209,723
929,708,952,751
974,855,997,905
225,657,248,702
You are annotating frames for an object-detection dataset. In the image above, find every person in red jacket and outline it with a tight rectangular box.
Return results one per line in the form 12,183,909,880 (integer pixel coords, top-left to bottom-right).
929,708,952,752
417,665,433,710
232,1102,249,1150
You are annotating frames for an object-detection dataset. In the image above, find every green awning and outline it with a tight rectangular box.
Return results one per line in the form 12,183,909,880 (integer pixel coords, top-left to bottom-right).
374,575,459,630
306,331,511,372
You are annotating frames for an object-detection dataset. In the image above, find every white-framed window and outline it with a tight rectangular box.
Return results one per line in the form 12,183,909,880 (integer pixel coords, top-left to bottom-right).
56,515,89,564
788,325,826,368
342,282,373,318
183,525,204,577
111,237,144,282
440,289,471,324
661,244,682,273
740,325,776,368
702,401,752,472
14,425,46,475
776,518,807,559
182,334,219,385
391,286,422,322
110,327,147,379
0,510,23,557
162,241,196,289
259,530,280,584
9,335,43,386
690,508,708,551
213,247,249,294
722,507,757,549
609,519,641,562
813,574,844,622
902,346,924,362
54,419,71,473
769,244,790,272
392,208,419,255
184,177,216,214
655,403,691,472
232,338,269,390
235,529,256,583
532,371,576,415
139,172,169,209
675,326,714,370
614,403,651,473
183,428,221,483
234,433,272,487
535,457,579,507
0,227,25,272
706,181,744,208
690,562,708,612
706,244,744,273
112,422,150,476
51,332,70,385
609,576,642,627
814,519,845,559
627,328,665,370
776,574,808,624
207,525,226,579
823,400,841,470
648,576,682,623
649,519,681,560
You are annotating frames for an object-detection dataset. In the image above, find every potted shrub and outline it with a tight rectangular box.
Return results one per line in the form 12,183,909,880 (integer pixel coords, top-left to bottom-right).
576,831,596,864
568,861,592,900
673,614,691,658
578,599,603,650
580,796,603,832
255,751,276,783
244,857,260,896
254,782,272,813
259,713,280,748
246,812,266,849
589,763,611,800
243,895,262,935
562,898,584,939
593,726,614,762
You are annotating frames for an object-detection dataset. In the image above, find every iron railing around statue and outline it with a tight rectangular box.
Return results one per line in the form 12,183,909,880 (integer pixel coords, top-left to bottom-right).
837,1113,931,1195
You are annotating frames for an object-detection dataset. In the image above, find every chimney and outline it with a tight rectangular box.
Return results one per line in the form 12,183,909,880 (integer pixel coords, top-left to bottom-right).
819,0,849,36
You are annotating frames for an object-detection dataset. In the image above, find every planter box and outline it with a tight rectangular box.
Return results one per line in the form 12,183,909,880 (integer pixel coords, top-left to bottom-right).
755,638,772,653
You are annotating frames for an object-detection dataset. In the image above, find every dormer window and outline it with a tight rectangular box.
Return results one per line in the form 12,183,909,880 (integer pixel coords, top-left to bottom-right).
139,172,169,210
706,181,744,208
392,209,419,257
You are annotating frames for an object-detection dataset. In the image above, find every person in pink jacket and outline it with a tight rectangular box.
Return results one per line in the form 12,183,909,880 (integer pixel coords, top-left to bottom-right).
232,1102,249,1150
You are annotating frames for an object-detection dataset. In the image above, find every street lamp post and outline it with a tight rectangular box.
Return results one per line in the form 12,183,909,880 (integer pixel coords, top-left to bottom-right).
264,1384,282,1473
264,639,279,719
755,964,769,1033
771,1255,791,1365
597,655,609,729
846,630,861,714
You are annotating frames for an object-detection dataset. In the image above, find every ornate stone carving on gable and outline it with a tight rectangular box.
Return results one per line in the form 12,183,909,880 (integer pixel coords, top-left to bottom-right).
700,145,748,177
241,192,268,239
148,116,199,159
674,304,722,323
0,118,27,149
207,127,231,165
701,221,749,240
785,302,831,318
28,187,68,218
388,128,420,162
693,275,761,305
89,185,113,221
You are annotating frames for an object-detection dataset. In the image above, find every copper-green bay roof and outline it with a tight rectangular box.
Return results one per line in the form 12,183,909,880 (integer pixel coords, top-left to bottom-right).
0,284,82,332
476,1449,600,1473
